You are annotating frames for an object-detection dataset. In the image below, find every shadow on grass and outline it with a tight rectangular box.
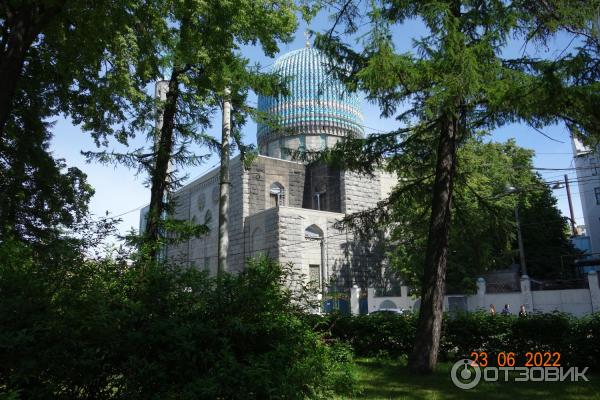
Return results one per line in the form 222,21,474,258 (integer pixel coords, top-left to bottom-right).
342,358,600,400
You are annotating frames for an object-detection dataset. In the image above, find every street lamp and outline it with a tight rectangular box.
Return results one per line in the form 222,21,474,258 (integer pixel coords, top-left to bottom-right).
505,186,528,277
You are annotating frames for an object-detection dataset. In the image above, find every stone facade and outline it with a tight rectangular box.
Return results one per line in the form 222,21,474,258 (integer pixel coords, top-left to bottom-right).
157,154,396,290
141,45,399,293
341,171,381,214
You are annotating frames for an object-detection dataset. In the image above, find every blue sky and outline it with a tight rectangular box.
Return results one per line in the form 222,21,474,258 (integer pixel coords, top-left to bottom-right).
49,8,584,236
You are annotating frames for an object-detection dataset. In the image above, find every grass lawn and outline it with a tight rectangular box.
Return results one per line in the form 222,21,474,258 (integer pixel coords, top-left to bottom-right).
338,358,600,400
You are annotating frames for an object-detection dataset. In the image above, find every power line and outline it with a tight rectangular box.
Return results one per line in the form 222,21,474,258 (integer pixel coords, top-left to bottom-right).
99,150,600,223
102,168,600,223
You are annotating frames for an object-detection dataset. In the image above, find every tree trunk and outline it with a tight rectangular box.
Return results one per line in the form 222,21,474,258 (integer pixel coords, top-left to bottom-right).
0,2,64,137
144,72,181,261
218,89,231,275
408,116,459,374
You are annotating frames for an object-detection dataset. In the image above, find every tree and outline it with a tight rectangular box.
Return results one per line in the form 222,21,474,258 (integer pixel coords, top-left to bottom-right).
0,0,165,244
71,0,298,261
519,186,579,280
0,0,163,140
315,0,600,372
0,120,93,244
125,0,297,261
0,0,64,135
0,37,96,245
387,137,578,294
218,90,232,274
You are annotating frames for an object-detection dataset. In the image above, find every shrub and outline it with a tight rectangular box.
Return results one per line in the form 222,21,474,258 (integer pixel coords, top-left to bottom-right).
120,257,357,400
570,313,600,369
510,312,574,363
324,312,417,357
443,311,514,358
0,240,356,400
308,309,600,369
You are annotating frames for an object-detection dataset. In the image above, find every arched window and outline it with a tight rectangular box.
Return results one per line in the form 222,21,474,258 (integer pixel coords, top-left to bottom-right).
304,224,323,240
305,225,323,287
270,182,285,207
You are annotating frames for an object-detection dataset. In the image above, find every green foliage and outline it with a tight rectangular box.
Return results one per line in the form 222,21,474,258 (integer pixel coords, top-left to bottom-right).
314,0,600,369
306,311,417,358
76,0,299,249
388,137,578,292
519,187,580,279
1,0,156,245
443,311,515,357
0,124,93,244
0,242,356,399
311,311,600,369
1,0,299,252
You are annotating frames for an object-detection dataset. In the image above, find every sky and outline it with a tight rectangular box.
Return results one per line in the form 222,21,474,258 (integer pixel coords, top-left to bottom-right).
49,7,586,237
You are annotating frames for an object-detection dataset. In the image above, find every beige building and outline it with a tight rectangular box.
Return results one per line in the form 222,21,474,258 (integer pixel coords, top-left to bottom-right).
143,45,396,297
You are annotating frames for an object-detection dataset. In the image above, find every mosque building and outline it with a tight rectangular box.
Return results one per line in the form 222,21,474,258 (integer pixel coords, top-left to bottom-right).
144,44,396,298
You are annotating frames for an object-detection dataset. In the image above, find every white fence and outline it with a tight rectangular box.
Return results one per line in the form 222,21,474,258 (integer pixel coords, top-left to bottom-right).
356,271,600,317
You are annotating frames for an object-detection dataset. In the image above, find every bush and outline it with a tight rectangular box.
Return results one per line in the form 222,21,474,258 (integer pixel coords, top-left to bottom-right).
443,311,514,358
0,240,356,400
311,311,417,358
570,313,600,369
309,310,600,369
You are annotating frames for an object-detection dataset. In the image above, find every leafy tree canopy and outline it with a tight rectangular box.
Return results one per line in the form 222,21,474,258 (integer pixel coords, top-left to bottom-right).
312,0,600,372
386,136,578,293
1,0,299,252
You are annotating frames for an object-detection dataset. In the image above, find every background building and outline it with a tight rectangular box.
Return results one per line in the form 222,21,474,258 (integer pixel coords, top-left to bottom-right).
142,45,396,296
571,137,600,255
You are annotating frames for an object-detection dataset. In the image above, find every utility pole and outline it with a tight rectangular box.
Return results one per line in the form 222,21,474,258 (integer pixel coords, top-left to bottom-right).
218,88,231,275
564,174,577,236
515,205,527,276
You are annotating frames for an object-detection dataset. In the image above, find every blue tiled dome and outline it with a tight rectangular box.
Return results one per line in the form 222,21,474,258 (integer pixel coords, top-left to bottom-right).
257,47,363,151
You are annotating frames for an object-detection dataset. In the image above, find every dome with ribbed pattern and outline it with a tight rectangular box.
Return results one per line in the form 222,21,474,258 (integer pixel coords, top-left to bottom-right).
257,47,363,156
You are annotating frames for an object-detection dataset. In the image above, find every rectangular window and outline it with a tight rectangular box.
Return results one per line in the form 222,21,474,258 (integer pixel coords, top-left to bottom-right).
299,136,306,153
313,192,326,211
314,193,321,210
270,186,285,207
309,264,321,286
595,187,600,205
279,138,286,159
